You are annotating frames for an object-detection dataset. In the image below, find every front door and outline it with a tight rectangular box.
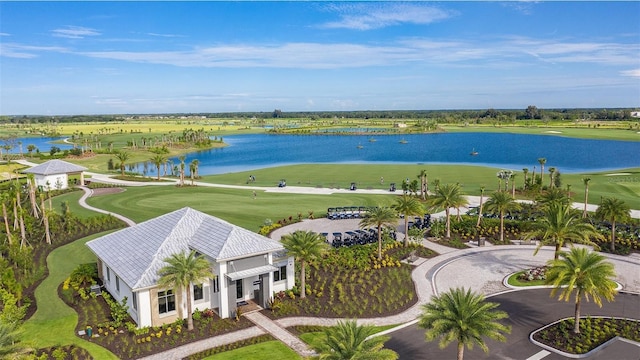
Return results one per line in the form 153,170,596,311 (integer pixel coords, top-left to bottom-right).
236,279,243,299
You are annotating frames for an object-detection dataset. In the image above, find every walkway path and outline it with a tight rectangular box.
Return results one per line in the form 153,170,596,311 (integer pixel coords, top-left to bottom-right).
244,312,316,358
77,186,137,227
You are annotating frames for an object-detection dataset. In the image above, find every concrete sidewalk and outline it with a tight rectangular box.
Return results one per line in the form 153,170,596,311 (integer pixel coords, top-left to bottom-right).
244,312,316,358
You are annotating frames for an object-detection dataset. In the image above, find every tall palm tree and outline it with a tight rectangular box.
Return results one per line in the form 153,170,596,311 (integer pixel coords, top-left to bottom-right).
545,248,617,334
537,158,547,185
475,186,485,228
419,287,511,360
427,183,467,239
418,169,428,200
524,202,603,260
178,155,186,186
114,150,130,176
191,159,200,179
392,195,425,247
581,177,591,218
189,161,196,186
360,207,398,260
157,250,214,330
484,192,521,242
595,197,631,252
314,320,398,360
280,230,328,299
548,167,556,188
150,154,167,181
522,168,529,189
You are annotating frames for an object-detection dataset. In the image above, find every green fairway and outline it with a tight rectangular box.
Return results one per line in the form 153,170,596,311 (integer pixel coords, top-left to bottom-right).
85,185,398,229
21,231,118,359
440,124,640,141
83,164,640,227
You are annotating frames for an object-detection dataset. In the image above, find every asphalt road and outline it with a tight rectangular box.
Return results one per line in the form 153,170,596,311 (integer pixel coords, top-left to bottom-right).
386,288,640,360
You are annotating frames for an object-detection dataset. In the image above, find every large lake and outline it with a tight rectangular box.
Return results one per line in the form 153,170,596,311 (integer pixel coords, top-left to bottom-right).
7,133,640,175
137,133,639,175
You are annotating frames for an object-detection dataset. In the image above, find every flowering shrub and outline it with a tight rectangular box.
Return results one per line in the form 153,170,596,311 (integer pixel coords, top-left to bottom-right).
518,266,548,281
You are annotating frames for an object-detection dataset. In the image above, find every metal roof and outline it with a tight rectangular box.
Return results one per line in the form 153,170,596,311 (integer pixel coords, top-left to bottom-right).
86,207,284,290
23,159,87,175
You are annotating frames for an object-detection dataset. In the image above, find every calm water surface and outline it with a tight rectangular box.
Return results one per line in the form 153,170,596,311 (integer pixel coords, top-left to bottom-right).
6,134,639,175
135,133,639,176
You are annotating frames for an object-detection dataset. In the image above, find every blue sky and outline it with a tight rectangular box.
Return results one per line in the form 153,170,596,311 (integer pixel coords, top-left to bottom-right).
1,1,639,115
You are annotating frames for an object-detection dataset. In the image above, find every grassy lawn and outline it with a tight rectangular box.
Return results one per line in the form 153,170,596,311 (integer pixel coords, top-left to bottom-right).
48,190,99,218
85,184,399,229
440,124,640,141
506,271,547,287
202,341,301,360
21,231,118,359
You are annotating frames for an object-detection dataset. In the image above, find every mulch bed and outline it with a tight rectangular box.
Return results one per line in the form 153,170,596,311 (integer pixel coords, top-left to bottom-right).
60,284,253,360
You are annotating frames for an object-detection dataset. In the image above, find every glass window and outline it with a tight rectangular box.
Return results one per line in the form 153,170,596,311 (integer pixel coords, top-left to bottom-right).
132,292,137,310
106,267,111,282
116,276,120,292
193,284,204,301
158,290,175,314
212,277,219,293
274,265,287,282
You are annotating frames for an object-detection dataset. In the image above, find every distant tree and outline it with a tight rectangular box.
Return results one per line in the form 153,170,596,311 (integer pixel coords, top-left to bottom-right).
114,151,130,176
272,109,283,118
537,158,547,185
525,105,540,119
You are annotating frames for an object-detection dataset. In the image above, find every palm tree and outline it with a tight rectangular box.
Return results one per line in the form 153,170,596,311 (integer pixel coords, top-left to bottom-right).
178,155,186,186
189,161,196,186
595,197,631,252
150,154,167,181
522,168,529,189
548,167,556,188
360,207,398,260
280,230,328,299
427,183,467,238
581,177,591,218
191,159,200,179
484,191,521,242
26,144,36,158
537,158,547,185
419,287,511,360
0,322,32,360
157,250,214,330
418,169,428,200
392,195,425,247
536,187,570,208
545,247,617,334
314,320,398,360
475,186,485,228
524,202,603,260
114,150,130,176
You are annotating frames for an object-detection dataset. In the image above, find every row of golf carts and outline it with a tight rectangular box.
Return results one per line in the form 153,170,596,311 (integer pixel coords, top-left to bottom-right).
320,228,397,248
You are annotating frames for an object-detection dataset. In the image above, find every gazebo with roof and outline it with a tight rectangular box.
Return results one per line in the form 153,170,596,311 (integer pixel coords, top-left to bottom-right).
22,159,88,190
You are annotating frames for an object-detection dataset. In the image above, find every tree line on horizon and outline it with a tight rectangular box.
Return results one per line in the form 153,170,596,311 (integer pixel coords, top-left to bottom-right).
1,106,637,124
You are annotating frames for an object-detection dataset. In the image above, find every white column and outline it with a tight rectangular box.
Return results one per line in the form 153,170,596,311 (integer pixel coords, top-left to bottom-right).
218,262,229,318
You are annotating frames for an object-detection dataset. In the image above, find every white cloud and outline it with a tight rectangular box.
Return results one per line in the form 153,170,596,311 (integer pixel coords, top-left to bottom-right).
319,3,455,30
52,26,101,39
620,69,640,78
0,43,67,59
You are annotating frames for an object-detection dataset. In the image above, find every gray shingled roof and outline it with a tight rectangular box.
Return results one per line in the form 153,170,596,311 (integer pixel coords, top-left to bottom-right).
86,207,284,290
23,159,87,175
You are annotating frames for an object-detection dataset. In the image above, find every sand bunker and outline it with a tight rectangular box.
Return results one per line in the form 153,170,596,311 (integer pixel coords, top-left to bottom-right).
544,130,562,134
604,173,632,176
